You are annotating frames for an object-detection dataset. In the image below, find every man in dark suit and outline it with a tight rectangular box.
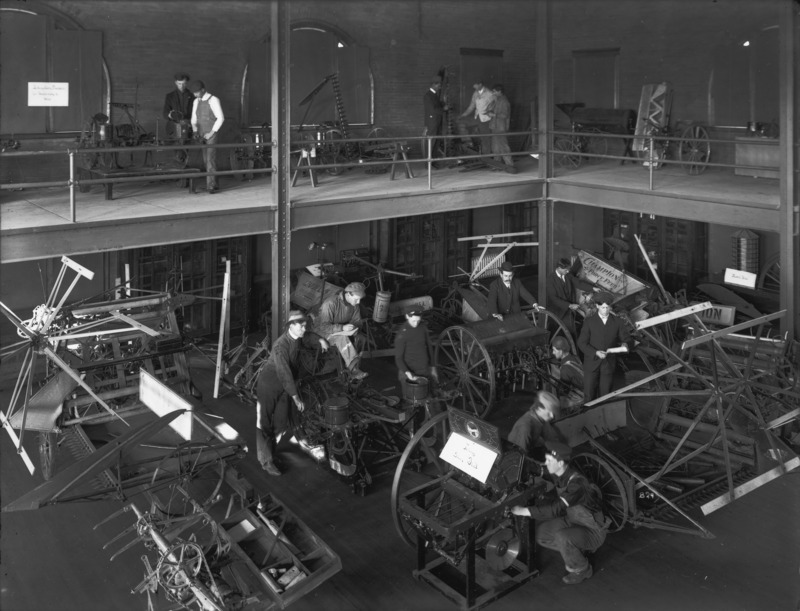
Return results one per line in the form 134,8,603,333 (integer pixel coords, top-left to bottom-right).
546,257,596,334
577,292,630,402
162,72,195,140
487,261,538,321
423,78,445,165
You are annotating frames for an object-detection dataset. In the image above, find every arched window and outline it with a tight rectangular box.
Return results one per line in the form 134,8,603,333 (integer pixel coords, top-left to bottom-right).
241,23,373,131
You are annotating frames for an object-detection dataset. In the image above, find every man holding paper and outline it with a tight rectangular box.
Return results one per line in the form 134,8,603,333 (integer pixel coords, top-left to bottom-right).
577,293,631,401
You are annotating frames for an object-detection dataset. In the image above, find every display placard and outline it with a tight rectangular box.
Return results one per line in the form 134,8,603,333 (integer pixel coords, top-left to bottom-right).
723,268,757,289
28,82,69,107
440,432,499,484
577,250,648,300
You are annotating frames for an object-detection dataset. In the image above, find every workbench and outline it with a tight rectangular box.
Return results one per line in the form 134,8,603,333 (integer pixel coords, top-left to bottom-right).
79,165,201,200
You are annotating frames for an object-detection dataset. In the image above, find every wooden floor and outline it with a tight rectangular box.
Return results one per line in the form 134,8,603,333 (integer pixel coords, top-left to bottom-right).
0,155,779,233
1,355,798,611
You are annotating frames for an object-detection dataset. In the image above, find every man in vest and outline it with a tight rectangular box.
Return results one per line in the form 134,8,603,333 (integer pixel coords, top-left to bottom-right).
188,80,225,193
510,440,609,585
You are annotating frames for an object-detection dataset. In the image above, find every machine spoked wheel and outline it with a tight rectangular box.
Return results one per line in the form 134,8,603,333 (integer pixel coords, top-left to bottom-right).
320,128,346,175
572,452,630,532
148,442,225,516
230,134,255,180
678,124,710,175
157,540,204,591
553,137,582,169
391,410,452,547
585,128,609,160
39,431,57,481
435,326,495,418
530,309,577,355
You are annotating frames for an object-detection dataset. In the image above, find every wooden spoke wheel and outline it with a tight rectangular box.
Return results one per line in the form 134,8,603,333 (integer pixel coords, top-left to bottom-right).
756,253,780,293
553,137,582,169
678,124,711,175
572,452,630,532
391,410,452,547
39,431,57,481
148,442,225,516
435,326,495,418
531,309,577,355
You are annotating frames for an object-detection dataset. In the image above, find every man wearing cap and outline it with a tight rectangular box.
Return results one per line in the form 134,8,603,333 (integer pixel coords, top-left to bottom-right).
550,336,584,411
314,282,369,379
188,79,225,193
456,79,495,153
508,390,565,462
255,310,329,476
423,77,446,166
394,305,438,391
486,261,539,322
511,440,609,585
546,257,597,334
577,292,631,402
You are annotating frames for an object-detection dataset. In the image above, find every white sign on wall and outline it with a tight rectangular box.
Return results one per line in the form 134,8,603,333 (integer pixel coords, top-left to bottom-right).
28,82,69,107
724,267,757,289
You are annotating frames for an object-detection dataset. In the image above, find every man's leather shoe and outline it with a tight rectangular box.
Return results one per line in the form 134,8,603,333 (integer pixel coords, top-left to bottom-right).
261,460,281,476
562,564,592,585
208,186,218,194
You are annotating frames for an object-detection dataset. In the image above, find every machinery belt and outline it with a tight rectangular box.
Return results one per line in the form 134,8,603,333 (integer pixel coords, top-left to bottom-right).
62,426,117,491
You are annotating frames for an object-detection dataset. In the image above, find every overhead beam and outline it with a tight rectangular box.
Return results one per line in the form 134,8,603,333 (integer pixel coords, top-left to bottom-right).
292,182,544,230
1,209,276,263
548,182,781,232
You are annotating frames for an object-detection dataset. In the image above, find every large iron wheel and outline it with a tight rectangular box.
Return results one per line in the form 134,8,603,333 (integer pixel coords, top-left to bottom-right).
585,128,609,160
390,410,452,547
678,124,711,175
39,431,57,481
319,128,346,175
530,308,577,355
148,442,225,516
553,137,582,169
572,452,630,532
435,326,495,418
230,135,255,181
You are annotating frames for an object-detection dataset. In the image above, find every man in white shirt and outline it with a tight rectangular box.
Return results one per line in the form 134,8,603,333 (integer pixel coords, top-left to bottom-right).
188,80,225,193
456,79,495,153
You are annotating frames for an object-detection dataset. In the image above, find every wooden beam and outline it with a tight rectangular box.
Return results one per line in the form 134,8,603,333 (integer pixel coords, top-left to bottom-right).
584,363,682,407
635,302,712,330
700,456,800,515
681,310,786,349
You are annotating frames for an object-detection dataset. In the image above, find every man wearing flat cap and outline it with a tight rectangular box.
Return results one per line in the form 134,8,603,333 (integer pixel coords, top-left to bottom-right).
394,305,438,393
314,282,369,379
486,261,539,321
511,440,609,585
508,390,566,462
577,292,631,401
255,310,329,476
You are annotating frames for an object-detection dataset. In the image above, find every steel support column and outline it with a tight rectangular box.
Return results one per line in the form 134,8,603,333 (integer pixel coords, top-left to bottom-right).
779,0,798,340
271,0,290,341
537,0,553,303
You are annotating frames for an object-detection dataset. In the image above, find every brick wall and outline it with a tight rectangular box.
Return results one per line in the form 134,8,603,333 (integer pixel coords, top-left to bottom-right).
4,0,782,181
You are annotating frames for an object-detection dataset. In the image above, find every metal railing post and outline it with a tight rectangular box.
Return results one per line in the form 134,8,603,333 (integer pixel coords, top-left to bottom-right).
69,149,76,222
